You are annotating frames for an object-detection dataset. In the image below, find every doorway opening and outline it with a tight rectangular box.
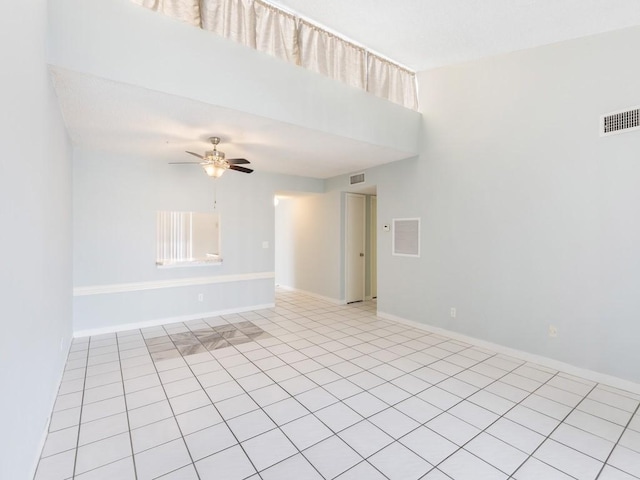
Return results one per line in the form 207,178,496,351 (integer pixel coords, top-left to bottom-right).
344,186,377,304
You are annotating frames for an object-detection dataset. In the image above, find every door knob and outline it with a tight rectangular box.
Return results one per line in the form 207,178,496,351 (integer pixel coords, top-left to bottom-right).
360,253,365,257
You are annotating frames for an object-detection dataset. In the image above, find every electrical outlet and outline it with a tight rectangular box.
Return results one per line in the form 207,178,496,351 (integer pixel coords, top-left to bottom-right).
450,307,456,319
198,293,204,302
548,325,558,338
262,241,269,249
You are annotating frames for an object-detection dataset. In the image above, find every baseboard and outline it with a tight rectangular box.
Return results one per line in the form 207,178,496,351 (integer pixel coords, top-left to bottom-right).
277,285,345,305
73,303,275,338
377,311,640,396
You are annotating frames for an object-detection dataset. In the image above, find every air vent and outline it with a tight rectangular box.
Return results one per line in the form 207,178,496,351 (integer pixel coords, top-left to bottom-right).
349,173,365,185
600,106,640,137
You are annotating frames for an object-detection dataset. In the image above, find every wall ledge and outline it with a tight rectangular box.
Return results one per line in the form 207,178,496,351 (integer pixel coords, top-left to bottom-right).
74,271,275,296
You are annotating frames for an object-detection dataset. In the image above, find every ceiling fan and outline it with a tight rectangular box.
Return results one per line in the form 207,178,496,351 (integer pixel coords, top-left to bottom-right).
169,136,253,178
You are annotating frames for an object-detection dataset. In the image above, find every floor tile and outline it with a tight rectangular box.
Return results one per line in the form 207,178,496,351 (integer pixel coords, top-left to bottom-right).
49,406,81,432
263,397,309,425
400,426,459,465
426,412,481,446
134,438,192,480
618,427,640,454
169,389,211,415
564,409,625,442
242,428,298,471
128,400,174,429
34,449,75,480
598,465,639,479
75,432,132,475
260,453,323,480
504,404,560,436
175,404,223,436
184,423,237,461
338,420,394,458
369,407,420,439
195,445,256,480
315,402,363,433
343,391,388,418
227,409,277,441
486,417,545,454
465,432,527,475
215,393,259,420
607,445,640,477
324,379,364,399
131,417,182,453
550,423,615,461
303,436,362,479
78,412,129,447
448,400,498,430
281,414,333,450
439,449,507,480
534,438,603,479
418,386,463,410
368,441,432,480
74,456,136,480
248,383,290,407
296,387,339,412
40,425,79,458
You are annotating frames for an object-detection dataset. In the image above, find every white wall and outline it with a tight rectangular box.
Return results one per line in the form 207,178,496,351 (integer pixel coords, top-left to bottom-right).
0,2,73,478
331,27,640,384
274,197,295,288
274,192,343,302
73,148,322,332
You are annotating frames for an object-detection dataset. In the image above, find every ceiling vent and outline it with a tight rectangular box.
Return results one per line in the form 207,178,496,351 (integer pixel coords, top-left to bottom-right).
349,173,365,185
600,106,640,137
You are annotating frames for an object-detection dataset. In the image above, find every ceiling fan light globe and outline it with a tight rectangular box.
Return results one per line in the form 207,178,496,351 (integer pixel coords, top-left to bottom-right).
203,165,225,178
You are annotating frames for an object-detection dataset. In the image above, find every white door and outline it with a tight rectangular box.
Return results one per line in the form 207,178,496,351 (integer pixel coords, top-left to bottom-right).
345,193,366,303
370,196,377,299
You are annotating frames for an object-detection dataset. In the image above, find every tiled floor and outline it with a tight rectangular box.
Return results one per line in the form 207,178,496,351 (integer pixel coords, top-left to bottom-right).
35,290,640,479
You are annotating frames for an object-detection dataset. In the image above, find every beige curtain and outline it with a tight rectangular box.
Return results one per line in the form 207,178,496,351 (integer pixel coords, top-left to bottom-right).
130,0,418,110
367,54,418,110
298,20,366,90
130,0,201,26
200,0,257,48
254,1,299,64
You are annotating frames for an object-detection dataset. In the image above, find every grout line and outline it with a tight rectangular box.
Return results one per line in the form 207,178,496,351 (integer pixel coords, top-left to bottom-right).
115,332,139,480
139,331,202,480
70,337,91,479
594,401,640,479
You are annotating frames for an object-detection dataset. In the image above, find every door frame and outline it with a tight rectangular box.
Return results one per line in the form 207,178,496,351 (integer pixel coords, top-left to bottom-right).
344,193,366,303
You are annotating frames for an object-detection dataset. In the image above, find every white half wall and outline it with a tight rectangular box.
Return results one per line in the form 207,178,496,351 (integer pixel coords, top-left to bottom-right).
73,148,322,332
0,2,73,478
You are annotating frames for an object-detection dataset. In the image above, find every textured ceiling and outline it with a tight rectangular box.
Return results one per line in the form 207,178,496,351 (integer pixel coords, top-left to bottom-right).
51,68,412,179
268,0,640,70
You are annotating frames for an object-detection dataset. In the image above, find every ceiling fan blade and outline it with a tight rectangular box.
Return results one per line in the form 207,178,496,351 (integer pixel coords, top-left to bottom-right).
229,165,254,174
186,151,205,159
168,161,203,165
227,158,250,165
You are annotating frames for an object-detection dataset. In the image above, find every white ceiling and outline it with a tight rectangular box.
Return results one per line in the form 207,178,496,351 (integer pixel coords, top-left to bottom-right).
51,68,413,179
269,0,640,71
